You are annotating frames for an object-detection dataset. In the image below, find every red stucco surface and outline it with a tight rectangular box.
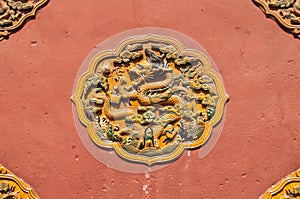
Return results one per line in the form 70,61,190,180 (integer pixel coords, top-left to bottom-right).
0,0,300,198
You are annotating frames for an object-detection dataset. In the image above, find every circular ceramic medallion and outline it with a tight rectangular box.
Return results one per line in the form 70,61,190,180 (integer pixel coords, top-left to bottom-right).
72,28,228,171
0,0,49,41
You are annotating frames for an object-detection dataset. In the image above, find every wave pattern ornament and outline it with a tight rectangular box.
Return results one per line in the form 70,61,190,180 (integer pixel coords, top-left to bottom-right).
253,0,300,38
0,164,39,199
260,169,300,199
72,35,228,165
0,0,49,41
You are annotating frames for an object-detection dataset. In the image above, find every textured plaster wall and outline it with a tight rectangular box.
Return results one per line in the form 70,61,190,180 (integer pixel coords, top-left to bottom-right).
0,0,300,198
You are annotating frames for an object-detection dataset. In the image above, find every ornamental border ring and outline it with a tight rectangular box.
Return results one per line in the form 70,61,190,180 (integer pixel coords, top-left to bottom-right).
72,33,229,165
0,0,49,41
253,0,300,39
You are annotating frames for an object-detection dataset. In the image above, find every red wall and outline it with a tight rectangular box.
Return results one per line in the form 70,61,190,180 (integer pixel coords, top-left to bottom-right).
0,0,300,198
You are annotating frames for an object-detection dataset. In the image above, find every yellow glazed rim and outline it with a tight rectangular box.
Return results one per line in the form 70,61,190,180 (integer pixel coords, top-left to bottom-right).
0,0,49,41
71,34,229,165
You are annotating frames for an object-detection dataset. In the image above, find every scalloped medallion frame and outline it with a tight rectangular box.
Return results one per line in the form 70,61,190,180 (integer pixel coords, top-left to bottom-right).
0,164,39,199
72,30,229,167
253,0,300,38
0,0,49,41
260,169,300,199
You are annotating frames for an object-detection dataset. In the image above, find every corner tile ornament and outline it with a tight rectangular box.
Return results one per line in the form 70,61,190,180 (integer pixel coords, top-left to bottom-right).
0,0,49,41
72,34,228,165
253,0,300,38
260,169,300,199
0,164,39,199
